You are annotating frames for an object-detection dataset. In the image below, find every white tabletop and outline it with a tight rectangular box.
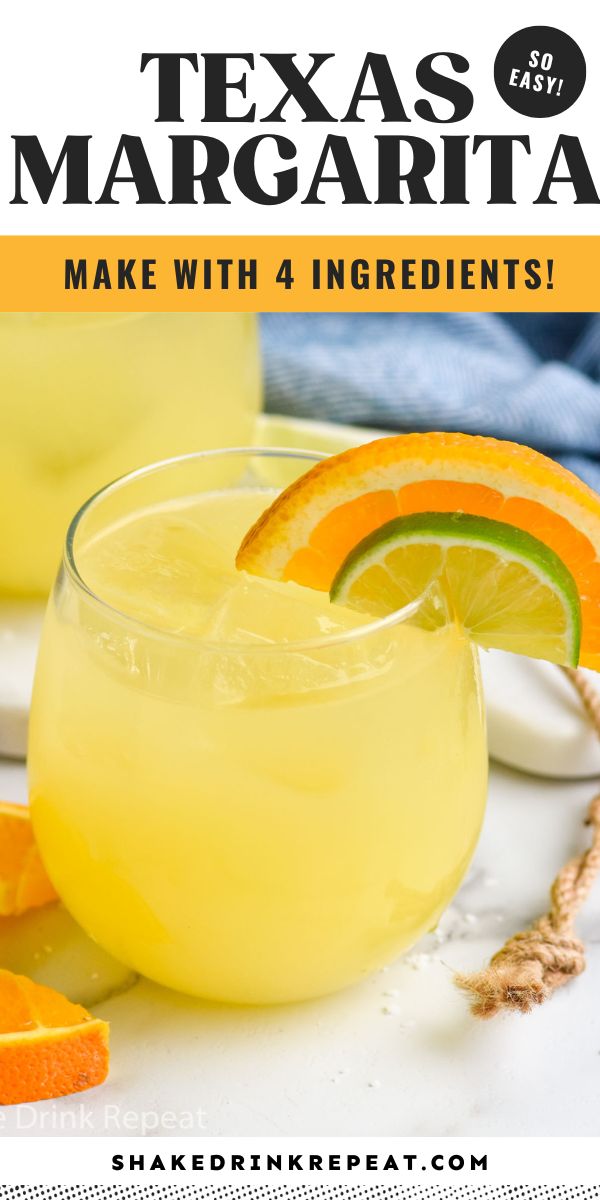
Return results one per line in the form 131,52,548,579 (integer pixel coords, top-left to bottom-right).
1,754,599,1138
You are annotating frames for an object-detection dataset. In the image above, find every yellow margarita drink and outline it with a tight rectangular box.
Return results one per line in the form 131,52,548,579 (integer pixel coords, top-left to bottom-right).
29,450,487,1005
0,314,261,596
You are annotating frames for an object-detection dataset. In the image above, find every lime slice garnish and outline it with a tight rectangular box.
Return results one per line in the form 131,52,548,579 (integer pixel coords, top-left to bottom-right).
330,512,581,667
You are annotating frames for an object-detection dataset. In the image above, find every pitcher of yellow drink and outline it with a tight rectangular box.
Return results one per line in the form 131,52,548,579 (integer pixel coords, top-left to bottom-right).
0,313,261,596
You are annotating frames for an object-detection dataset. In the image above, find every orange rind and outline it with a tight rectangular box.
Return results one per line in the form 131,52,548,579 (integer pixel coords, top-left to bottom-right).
0,969,109,1104
238,432,600,668
0,801,57,917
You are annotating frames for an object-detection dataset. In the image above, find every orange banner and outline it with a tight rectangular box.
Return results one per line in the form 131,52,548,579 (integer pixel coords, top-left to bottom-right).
0,235,595,311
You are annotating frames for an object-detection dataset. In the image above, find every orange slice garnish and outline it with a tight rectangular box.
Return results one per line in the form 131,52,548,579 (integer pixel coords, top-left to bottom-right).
0,801,57,917
237,432,600,669
0,969,109,1104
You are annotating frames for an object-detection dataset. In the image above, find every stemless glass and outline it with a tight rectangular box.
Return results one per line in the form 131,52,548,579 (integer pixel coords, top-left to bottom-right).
0,313,261,596
28,449,488,1005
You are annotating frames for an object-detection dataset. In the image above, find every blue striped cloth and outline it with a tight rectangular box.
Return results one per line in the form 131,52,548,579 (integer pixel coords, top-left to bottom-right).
261,313,600,492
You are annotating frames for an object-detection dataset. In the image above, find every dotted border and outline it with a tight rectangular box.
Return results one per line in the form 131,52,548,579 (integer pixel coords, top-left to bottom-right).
2,1184,599,1200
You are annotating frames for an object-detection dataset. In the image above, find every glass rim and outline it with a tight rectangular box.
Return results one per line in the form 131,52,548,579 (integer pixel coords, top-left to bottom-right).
64,446,425,654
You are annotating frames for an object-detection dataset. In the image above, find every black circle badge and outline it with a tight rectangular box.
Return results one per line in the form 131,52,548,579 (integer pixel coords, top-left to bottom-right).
494,26,586,117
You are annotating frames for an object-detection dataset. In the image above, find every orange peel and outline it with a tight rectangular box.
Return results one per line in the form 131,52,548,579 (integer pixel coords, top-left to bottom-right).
0,969,109,1104
0,801,57,917
238,432,600,669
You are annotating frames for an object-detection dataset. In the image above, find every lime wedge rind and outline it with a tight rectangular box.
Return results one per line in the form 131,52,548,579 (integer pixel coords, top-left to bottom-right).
330,512,582,668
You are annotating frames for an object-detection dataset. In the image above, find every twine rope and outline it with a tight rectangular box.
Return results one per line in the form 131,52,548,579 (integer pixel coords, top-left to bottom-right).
456,666,600,1019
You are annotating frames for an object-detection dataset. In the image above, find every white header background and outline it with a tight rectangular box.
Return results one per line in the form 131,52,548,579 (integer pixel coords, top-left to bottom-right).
0,0,599,235
1,1136,600,1185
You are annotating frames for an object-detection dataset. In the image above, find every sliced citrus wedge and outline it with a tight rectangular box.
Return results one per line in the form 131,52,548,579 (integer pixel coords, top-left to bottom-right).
330,512,581,666
0,801,57,917
0,969,109,1104
237,432,600,668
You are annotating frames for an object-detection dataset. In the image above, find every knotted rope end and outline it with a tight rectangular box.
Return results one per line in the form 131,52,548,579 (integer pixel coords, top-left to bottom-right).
456,910,587,1018
456,961,548,1019
454,668,600,1020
